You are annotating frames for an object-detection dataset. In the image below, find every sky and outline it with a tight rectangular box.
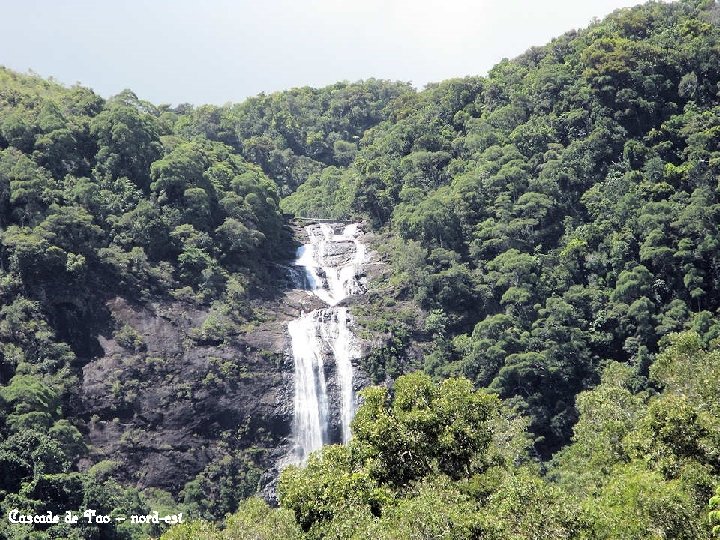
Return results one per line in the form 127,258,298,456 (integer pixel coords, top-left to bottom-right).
0,0,650,106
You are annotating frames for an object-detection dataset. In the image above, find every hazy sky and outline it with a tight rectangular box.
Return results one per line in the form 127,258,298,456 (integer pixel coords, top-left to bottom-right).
0,0,649,105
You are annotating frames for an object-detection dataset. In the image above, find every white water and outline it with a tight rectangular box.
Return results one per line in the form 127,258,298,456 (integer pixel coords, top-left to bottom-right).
289,223,365,461
288,315,328,456
319,307,356,444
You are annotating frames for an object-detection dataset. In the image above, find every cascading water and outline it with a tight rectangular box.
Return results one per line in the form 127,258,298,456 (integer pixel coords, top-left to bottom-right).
289,223,365,462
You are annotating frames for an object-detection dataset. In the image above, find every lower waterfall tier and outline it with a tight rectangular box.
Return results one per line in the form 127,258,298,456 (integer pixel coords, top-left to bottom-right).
289,307,358,462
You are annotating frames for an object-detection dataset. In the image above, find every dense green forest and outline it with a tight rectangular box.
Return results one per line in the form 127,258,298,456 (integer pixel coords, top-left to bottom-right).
0,67,408,538
2,0,720,538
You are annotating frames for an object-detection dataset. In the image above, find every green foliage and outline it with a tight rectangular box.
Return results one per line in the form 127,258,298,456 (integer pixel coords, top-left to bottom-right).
550,332,720,539
278,444,390,533
582,465,702,540
550,362,646,493
158,520,221,540
481,469,581,539
276,373,497,537
5,0,720,537
113,323,145,351
334,0,720,457
153,331,720,538
181,444,263,521
359,476,483,540
90,90,162,190
351,373,496,484
281,167,355,220
710,486,720,538
0,64,296,538
223,498,303,540
223,80,413,195
159,498,301,540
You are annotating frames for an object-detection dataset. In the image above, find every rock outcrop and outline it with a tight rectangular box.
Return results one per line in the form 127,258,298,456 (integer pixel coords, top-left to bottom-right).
80,297,295,491
79,221,374,499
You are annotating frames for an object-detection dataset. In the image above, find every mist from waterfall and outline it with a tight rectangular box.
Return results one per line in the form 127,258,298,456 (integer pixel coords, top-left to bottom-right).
289,223,365,462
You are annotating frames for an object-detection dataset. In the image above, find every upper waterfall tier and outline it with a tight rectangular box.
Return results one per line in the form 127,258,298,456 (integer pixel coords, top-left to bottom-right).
294,223,366,306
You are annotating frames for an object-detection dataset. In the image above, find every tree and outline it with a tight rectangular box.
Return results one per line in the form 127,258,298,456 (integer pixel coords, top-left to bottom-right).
710,486,720,538
351,373,497,485
91,90,162,190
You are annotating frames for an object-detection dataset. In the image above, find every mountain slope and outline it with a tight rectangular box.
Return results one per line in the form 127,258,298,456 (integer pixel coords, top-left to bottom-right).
295,0,720,455
2,0,720,538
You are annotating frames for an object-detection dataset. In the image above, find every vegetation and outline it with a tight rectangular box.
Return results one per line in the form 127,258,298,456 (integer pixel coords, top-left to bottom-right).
175,79,413,197
161,333,720,539
2,0,720,537
333,0,720,457
0,65,413,538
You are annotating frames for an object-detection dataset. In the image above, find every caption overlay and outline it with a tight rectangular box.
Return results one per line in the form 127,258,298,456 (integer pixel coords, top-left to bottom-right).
7,509,183,526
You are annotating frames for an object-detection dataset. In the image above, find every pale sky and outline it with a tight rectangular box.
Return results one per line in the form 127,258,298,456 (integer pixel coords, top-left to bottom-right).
0,0,650,105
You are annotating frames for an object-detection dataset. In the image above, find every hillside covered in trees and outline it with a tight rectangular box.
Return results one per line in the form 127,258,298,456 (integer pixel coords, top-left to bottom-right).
2,0,720,538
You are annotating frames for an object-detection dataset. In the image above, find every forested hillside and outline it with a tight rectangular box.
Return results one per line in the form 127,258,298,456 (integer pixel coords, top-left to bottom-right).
0,71,406,538
165,333,720,539
2,0,720,538
289,0,720,456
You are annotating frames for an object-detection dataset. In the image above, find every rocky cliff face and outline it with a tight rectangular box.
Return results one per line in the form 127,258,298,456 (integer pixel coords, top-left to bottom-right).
78,223,374,499
80,297,295,492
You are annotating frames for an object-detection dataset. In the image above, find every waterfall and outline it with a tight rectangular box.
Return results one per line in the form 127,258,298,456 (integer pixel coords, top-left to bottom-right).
319,306,356,444
289,223,365,462
288,314,329,457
